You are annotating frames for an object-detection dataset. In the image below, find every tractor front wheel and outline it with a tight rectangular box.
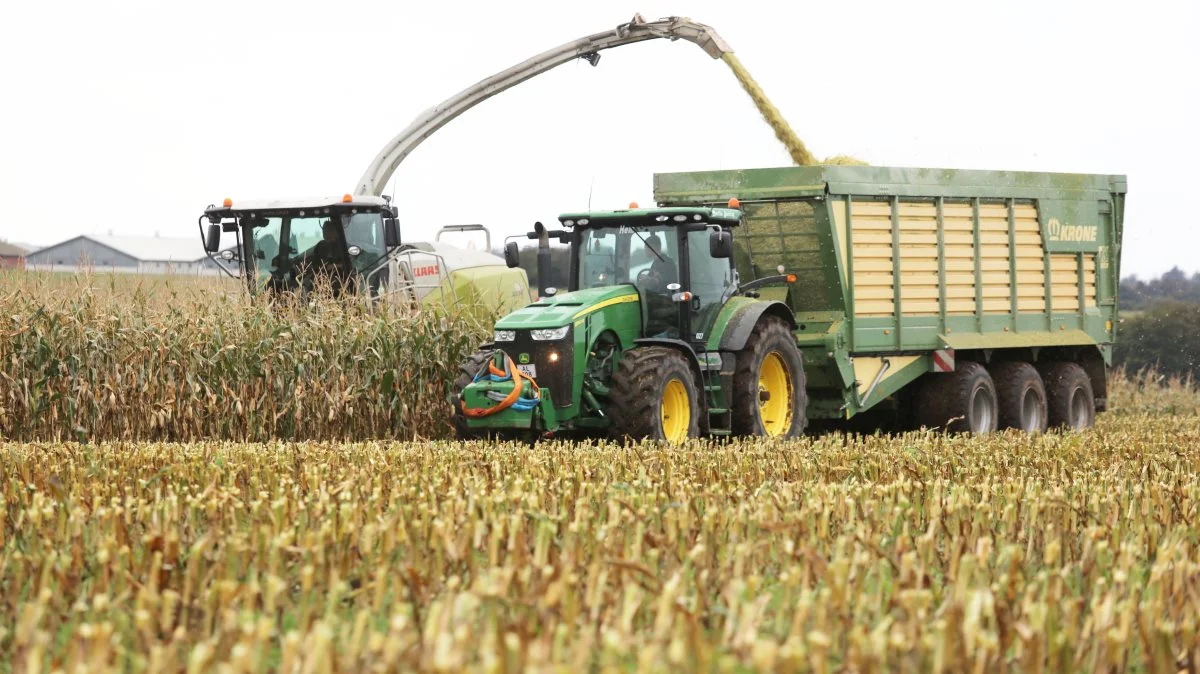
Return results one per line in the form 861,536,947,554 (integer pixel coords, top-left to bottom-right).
732,317,808,438
609,346,700,444
449,348,528,442
451,349,492,440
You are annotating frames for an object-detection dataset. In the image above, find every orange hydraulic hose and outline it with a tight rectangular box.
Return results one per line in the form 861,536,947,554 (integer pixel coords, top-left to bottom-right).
460,351,540,418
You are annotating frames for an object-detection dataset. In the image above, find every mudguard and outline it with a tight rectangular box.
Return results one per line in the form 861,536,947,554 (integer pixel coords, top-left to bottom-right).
716,301,795,352
631,337,704,378
630,337,709,421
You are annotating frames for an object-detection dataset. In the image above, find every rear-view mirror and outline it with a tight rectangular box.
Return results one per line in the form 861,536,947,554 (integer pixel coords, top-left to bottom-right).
504,241,520,268
709,229,733,258
204,224,221,253
384,218,401,247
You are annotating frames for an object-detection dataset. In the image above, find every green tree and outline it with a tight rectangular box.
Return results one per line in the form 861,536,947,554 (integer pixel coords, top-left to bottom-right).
1115,299,1200,379
1120,266,1200,311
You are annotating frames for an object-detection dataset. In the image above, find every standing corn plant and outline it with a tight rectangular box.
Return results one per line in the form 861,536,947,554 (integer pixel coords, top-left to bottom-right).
0,270,494,442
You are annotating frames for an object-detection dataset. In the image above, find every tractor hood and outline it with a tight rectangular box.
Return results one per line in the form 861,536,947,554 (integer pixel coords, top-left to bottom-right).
495,285,639,330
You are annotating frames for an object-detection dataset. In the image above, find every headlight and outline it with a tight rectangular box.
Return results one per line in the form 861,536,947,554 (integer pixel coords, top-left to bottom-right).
531,326,570,341
493,329,516,342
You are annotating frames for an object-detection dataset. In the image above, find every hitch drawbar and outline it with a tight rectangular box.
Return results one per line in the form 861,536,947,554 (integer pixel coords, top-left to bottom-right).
460,351,542,417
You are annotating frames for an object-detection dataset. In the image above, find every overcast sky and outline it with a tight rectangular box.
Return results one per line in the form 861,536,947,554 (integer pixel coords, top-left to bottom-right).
1,0,1195,279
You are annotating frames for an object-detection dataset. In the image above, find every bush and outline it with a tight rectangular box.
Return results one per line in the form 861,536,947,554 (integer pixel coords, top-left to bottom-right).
1115,298,1200,380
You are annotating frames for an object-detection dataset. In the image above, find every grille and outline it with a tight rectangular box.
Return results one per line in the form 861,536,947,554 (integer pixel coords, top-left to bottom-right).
504,329,574,408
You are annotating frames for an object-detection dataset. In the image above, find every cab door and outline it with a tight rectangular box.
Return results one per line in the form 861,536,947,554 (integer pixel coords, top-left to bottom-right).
683,225,736,347
629,227,685,340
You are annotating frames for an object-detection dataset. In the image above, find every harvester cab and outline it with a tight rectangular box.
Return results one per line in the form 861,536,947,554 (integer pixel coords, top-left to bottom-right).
199,197,532,314
200,194,402,299
452,201,808,444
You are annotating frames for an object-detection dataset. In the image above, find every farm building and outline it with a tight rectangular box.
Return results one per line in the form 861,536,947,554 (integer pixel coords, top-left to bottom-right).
24,234,220,275
0,241,29,268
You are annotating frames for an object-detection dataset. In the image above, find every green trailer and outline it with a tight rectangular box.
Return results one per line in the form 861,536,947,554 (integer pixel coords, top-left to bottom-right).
452,164,1124,441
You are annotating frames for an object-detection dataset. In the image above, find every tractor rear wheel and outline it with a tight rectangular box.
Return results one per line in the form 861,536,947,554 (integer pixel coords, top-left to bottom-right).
608,346,699,444
989,361,1048,433
914,361,998,435
1037,361,1095,430
731,317,807,438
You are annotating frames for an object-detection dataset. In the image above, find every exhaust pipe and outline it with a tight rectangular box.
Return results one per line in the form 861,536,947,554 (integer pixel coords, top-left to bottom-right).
532,221,553,298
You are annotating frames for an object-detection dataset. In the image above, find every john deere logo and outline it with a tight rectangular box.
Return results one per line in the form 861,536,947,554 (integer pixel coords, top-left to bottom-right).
519,353,530,364
1046,217,1097,243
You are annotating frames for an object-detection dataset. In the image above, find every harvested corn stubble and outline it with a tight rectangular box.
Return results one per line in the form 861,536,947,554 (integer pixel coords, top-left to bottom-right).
2,392,1199,672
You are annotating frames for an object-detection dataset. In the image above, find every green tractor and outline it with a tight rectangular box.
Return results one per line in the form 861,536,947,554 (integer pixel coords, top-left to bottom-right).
451,202,806,443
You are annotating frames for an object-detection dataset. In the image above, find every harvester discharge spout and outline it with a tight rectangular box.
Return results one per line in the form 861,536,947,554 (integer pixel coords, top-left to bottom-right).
354,14,733,198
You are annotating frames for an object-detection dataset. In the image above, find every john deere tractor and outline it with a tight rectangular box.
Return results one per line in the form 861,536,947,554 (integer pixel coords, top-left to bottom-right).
451,202,806,443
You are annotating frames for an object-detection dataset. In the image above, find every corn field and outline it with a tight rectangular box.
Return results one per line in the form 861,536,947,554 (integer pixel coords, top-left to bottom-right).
2,271,1198,672
2,408,1198,672
0,271,493,442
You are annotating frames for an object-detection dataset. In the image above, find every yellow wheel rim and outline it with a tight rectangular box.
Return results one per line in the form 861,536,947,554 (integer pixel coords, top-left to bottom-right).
758,352,793,436
660,377,690,443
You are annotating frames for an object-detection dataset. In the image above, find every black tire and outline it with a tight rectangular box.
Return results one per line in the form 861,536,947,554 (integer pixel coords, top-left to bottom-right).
914,361,998,434
731,316,808,438
1037,362,1095,430
450,349,498,440
988,361,1048,433
608,346,700,444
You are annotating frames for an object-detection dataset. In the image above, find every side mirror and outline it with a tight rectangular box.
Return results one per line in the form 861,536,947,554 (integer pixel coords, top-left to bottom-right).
709,229,733,258
384,218,401,247
504,241,520,268
204,223,221,253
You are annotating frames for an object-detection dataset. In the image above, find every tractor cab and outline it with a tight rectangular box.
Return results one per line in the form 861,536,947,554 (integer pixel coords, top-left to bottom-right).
455,201,807,444
199,195,401,298
555,204,743,346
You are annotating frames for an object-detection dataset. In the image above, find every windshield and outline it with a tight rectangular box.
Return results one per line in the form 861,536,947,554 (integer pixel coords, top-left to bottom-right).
578,224,679,290
343,213,387,273
249,213,386,292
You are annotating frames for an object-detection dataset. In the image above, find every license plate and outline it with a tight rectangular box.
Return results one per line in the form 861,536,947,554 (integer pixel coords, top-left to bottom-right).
517,363,537,378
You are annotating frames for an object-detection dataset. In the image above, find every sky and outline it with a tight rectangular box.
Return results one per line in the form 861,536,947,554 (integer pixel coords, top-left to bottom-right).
0,0,1196,279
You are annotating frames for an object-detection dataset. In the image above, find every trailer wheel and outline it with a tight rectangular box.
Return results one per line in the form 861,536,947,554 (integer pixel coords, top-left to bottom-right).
731,316,807,438
915,361,997,435
1037,362,1095,430
989,361,1048,433
609,346,699,444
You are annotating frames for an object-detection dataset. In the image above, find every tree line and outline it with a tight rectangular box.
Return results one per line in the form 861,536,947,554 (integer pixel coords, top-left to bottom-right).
1115,267,1200,381
1119,266,1200,311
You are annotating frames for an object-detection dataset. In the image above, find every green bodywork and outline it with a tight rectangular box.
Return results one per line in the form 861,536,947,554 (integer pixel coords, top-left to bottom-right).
460,164,1126,435
656,164,1125,417
416,265,535,322
460,286,644,431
